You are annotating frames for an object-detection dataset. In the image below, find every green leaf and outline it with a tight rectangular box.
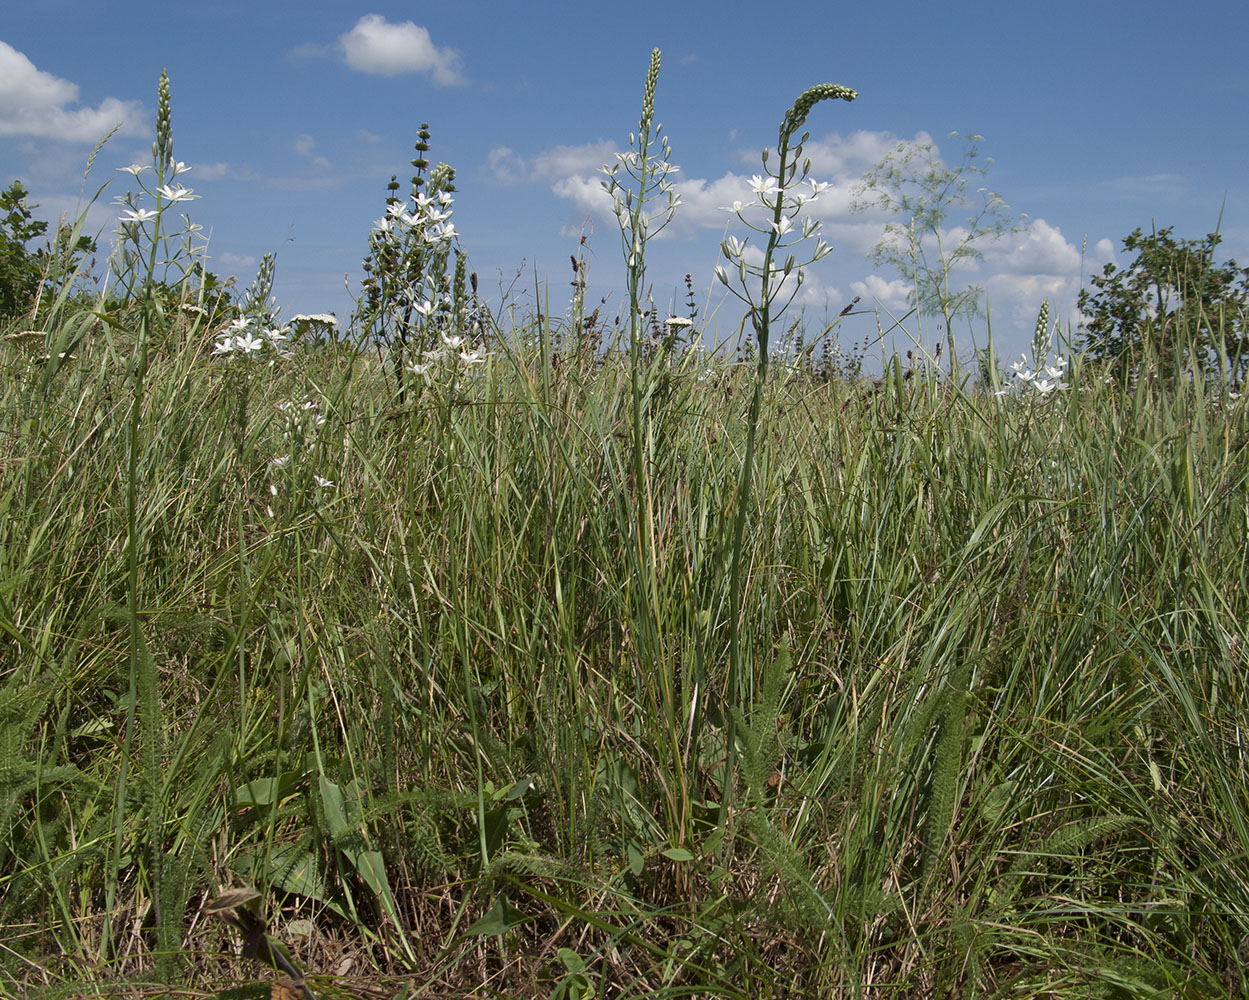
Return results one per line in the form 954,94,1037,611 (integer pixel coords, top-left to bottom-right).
317,776,352,840
661,847,694,862
465,896,530,936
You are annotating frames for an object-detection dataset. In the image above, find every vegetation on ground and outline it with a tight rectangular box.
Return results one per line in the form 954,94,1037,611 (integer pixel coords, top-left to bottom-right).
1,57,1247,1000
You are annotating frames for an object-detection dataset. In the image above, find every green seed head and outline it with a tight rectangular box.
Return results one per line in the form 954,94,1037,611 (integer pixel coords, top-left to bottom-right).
153,69,173,168
782,83,857,141
640,48,661,132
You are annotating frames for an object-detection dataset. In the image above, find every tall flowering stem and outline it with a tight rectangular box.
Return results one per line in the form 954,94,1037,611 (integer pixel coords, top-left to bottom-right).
356,125,474,406
602,49,687,837
107,66,208,964
603,49,680,469
717,82,856,824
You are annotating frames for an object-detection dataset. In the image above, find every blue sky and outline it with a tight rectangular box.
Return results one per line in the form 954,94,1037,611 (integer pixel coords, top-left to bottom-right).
2,0,1247,365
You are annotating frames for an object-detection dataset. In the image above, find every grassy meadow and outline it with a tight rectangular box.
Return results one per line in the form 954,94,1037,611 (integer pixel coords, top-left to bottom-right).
2,64,1249,1000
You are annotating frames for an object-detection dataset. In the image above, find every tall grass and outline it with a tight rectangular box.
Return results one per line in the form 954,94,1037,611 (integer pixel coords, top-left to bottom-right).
1,62,1248,1000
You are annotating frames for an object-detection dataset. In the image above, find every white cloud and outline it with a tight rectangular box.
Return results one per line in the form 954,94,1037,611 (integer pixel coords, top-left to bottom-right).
550,173,615,218
293,133,331,169
486,140,619,185
339,15,464,85
217,251,258,271
850,274,912,313
189,162,261,182
992,218,1081,276
0,41,144,142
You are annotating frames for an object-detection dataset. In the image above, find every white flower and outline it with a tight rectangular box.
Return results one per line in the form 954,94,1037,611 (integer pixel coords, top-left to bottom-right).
413,300,435,318
212,338,235,355
714,265,731,286
120,207,158,224
721,199,744,214
169,160,191,176
118,164,148,176
459,348,486,366
314,475,334,488
441,334,465,351
407,360,434,381
771,216,795,237
235,331,265,354
724,235,747,259
157,183,196,204
270,455,291,470
665,316,693,328
808,179,830,198
749,174,780,203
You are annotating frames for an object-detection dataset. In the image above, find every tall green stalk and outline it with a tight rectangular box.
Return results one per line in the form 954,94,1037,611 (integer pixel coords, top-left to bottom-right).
718,83,856,822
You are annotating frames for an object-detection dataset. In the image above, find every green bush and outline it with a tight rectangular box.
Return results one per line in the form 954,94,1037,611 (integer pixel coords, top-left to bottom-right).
0,180,96,324
1079,226,1249,382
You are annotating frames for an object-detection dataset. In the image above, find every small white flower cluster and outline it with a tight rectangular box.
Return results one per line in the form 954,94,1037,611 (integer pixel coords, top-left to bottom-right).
602,144,682,257
997,354,1070,396
212,316,290,358
112,159,205,281
372,190,457,247
716,173,834,303
115,161,198,225
266,398,335,512
404,331,489,383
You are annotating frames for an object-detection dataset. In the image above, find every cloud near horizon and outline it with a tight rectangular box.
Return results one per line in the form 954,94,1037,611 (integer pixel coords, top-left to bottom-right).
486,129,1109,358
0,41,144,142
339,15,465,85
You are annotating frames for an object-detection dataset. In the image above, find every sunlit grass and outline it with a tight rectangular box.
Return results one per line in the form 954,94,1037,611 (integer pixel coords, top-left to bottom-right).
1,62,1248,1000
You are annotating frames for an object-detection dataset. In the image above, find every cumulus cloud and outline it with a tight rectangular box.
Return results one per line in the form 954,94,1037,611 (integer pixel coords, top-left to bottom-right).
494,128,1098,361
850,274,912,313
339,15,464,85
0,41,144,141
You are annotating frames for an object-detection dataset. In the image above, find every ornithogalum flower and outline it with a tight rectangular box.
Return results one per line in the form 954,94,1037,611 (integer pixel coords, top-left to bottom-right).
120,207,158,224
157,183,196,204
749,174,780,203
235,331,265,354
